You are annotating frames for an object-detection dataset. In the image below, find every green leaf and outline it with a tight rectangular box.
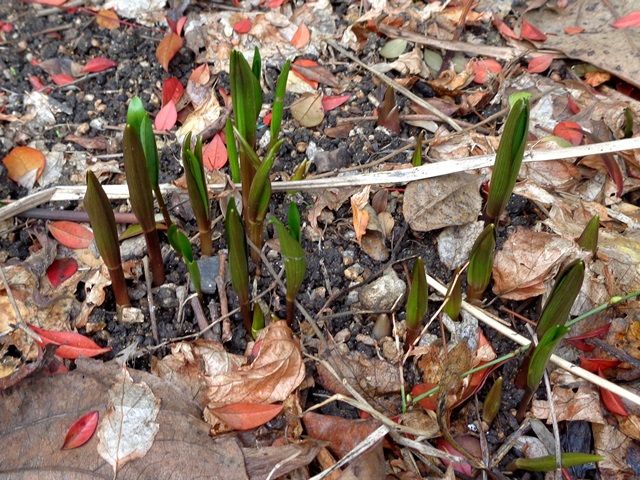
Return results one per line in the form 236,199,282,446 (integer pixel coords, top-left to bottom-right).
528,324,570,391
225,198,250,327
251,305,265,340
536,259,585,338
167,225,194,263
271,216,306,303
84,171,121,270
442,269,462,320
405,258,427,328
123,125,156,233
287,202,301,243
482,376,503,426
187,259,201,296
139,114,159,188
624,107,634,139
508,91,532,109
485,97,530,222
509,453,603,472
270,59,291,145
251,46,262,82
183,135,210,222
225,118,240,183
466,224,496,301
126,96,145,136
411,131,424,167
380,38,407,59
248,139,283,222
576,215,599,254
230,50,262,150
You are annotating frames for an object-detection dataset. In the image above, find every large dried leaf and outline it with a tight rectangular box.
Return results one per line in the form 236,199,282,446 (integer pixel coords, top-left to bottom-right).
206,321,305,406
291,92,324,127
532,382,605,424
303,412,380,459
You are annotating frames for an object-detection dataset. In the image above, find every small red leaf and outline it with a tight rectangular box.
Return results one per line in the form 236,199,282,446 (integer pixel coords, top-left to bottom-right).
554,121,583,145
28,324,111,359
436,438,475,476
322,94,351,112
612,11,640,29
579,357,621,372
162,77,184,107
50,73,74,86
46,258,78,287
265,0,285,7
82,57,117,73
203,133,228,171
154,100,177,131
28,75,46,91
493,17,519,40
291,58,320,88
564,26,585,35
2,146,46,184
62,411,99,449
48,221,94,249
602,153,625,197
233,18,252,34
155,32,183,72
291,23,310,49
567,95,580,114
263,111,272,126
470,59,502,84
211,403,283,430
565,324,611,352
521,20,547,41
527,54,554,73
167,15,187,35
599,370,628,416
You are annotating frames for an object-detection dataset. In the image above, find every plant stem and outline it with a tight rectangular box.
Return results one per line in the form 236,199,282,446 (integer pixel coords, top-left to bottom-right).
143,230,165,286
566,290,640,327
153,185,172,227
247,219,263,264
108,266,130,307
198,225,213,256
286,297,295,325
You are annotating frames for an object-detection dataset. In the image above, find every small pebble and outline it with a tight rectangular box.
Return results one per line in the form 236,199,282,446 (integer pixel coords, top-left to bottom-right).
372,313,391,339
342,249,355,266
355,334,376,346
121,307,144,324
296,141,307,153
194,256,219,294
334,328,351,344
381,338,400,362
346,290,359,306
344,263,364,281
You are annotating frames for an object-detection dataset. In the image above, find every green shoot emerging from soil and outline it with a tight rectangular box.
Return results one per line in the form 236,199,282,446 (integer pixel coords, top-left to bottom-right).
577,214,600,255
225,198,251,332
466,223,496,302
84,171,130,308
182,133,212,256
167,225,202,297
405,257,427,347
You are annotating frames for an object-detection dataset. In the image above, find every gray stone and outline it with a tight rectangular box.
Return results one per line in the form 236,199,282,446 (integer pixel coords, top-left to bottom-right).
358,269,406,311
194,255,220,294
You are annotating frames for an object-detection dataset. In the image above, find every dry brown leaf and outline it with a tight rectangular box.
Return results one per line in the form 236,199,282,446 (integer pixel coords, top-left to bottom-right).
156,32,183,72
351,186,371,243
2,146,46,188
492,229,581,301
303,412,381,458
593,423,637,479
96,8,120,30
291,92,324,127
206,321,305,407
531,383,605,424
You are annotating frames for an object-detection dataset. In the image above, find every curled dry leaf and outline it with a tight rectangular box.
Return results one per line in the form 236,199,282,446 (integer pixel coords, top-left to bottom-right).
322,94,351,112
2,146,46,187
493,17,519,40
156,32,183,72
62,411,99,450
291,92,324,127
48,221,94,249
162,77,184,106
612,10,640,29
521,19,547,41
233,18,252,34
206,321,305,406
564,26,585,35
553,121,583,145
303,412,381,458
469,59,502,84
51,73,74,86
209,403,283,431
350,186,370,242
28,324,111,359
97,367,160,475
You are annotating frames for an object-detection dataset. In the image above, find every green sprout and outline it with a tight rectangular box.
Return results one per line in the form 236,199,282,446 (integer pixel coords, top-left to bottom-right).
251,304,265,340
167,225,202,296
411,131,424,167
225,198,251,332
405,257,428,346
84,171,130,308
287,202,301,243
442,268,462,320
182,133,213,256
485,96,530,222
482,376,503,426
127,97,171,226
576,214,599,255
508,453,603,472
123,125,165,286
466,223,496,302
271,211,306,325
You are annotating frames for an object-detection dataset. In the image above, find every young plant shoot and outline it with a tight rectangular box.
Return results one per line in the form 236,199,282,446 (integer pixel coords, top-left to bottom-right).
466,223,496,302
442,268,462,321
225,198,251,332
577,214,599,255
485,96,530,223
84,171,130,307
271,211,306,325
405,257,428,347
182,133,213,256
167,225,202,297
411,131,424,167
123,125,165,286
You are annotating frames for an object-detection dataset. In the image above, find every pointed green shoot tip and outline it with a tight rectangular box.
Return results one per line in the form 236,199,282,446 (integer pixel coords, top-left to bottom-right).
466,223,496,301
528,324,570,391
287,202,301,243
123,124,156,233
411,131,424,167
577,215,599,255
509,453,604,472
271,216,306,303
405,257,427,328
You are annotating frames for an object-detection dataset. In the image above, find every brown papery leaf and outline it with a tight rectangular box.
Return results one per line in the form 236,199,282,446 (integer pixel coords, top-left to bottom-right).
303,412,380,458
206,321,305,406
291,92,324,127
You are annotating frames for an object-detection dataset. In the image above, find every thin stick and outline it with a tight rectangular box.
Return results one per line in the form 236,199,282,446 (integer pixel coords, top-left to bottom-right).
0,266,42,343
215,251,232,342
142,257,159,344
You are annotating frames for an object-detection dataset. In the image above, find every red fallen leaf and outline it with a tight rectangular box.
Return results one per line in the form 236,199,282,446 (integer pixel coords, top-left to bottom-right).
46,258,78,287
303,411,380,458
218,86,231,107
291,58,320,88
265,0,285,7
565,324,611,352
167,15,187,35
564,25,585,35
210,403,282,430
291,59,339,88
322,94,351,112
154,100,177,131
599,370,628,416
602,153,625,197
189,64,210,85
203,133,228,171
493,17,519,40
263,111,272,126
156,31,183,72
470,59,502,84
567,95,580,114
62,411,99,449
28,324,111,359
521,19,547,41
28,75,46,91
436,437,478,476
291,23,310,49
0,21,13,33
2,146,46,184
82,57,117,73
48,221,94,249
233,18,252,34
612,11,640,29
30,0,67,5
527,54,554,73
554,121,583,145
579,357,621,372
50,73,74,86
162,77,184,107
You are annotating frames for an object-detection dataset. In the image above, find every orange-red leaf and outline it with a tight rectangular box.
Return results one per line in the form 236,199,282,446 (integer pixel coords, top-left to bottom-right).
579,357,621,373
167,15,187,35
527,54,554,73
612,11,640,29
322,94,351,112
62,411,99,449
155,32,183,72
565,324,611,352
599,370,628,416
31,0,66,5
154,100,177,131
28,324,111,359
553,121,583,145
82,57,117,73
493,17,519,40
203,133,228,171
564,25,584,35
567,95,580,114
233,18,252,34
291,23,310,49
263,111,272,126
265,0,285,7
50,73,74,86
46,258,78,287
48,221,93,249
211,403,283,430
470,59,502,84
96,9,119,30
521,20,547,41
162,77,184,106
291,58,320,88
2,146,46,184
